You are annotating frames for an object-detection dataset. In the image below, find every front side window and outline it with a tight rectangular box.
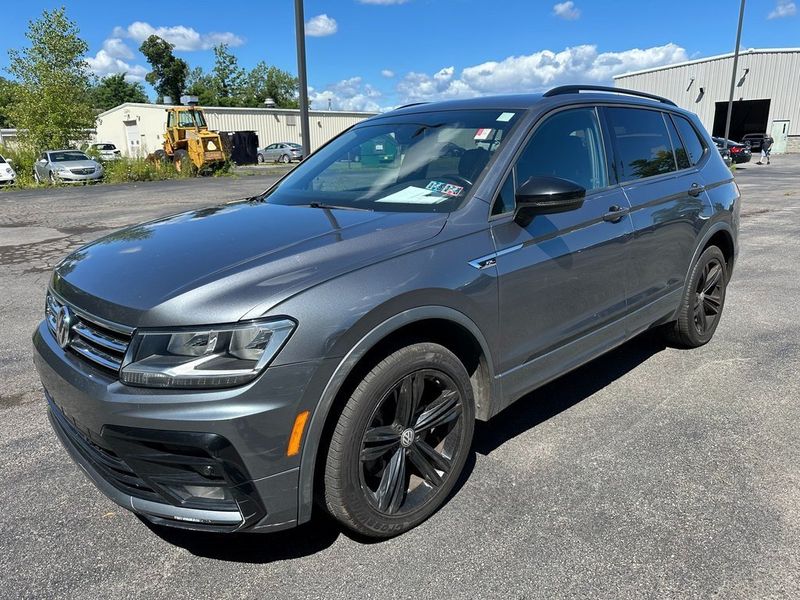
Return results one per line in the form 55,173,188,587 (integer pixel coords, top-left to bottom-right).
607,107,677,181
265,109,523,213
672,115,706,166
515,107,608,193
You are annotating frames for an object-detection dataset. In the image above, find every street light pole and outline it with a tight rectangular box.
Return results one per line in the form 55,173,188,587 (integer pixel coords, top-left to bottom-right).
294,0,311,158
723,0,746,150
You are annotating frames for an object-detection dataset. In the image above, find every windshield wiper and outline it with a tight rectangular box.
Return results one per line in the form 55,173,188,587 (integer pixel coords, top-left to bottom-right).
306,202,372,211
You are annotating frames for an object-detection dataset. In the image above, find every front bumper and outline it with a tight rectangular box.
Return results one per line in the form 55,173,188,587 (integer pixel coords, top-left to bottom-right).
33,320,331,532
53,171,103,182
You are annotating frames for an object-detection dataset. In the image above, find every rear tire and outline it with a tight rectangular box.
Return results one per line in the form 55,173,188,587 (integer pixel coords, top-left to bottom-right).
323,343,474,538
173,149,190,173
664,245,728,348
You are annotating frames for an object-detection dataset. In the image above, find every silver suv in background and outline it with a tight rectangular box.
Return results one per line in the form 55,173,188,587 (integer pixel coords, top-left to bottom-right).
34,86,738,539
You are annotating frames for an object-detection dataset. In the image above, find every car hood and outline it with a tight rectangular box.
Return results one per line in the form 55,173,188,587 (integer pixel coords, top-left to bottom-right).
53,160,100,169
52,200,447,327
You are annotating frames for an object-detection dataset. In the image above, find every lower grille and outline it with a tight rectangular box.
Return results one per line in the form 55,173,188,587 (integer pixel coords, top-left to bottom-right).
45,292,132,374
48,396,161,502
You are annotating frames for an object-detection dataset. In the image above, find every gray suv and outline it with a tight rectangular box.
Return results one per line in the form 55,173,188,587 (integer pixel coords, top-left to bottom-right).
33,86,739,538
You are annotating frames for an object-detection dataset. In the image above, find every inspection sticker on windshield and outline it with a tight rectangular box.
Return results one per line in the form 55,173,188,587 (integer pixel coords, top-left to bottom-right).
474,128,494,141
496,112,515,122
425,180,464,197
376,186,449,204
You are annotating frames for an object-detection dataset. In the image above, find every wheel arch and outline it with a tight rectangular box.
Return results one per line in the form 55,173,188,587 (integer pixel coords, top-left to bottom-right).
296,305,497,524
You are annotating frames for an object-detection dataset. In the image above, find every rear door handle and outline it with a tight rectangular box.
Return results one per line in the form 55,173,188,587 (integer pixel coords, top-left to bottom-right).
603,205,630,223
688,182,705,197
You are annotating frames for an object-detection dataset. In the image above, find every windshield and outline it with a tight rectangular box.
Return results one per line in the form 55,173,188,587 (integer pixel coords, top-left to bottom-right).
95,144,116,150
0,155,5,163
264,109,523,212
50,151,89,162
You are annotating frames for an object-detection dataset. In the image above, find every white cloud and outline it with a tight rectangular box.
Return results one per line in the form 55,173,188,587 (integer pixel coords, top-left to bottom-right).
381,69,395,78
309,76,382,112
553,1,581,20
768,0,796,18
87,49,148,82
305,14,338,37
112,21,243,51
396,43,688,102
358,0,410,4
101,38,134,60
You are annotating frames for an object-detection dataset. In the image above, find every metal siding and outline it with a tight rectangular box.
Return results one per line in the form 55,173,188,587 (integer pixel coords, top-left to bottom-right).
96,104,376,158
615,50,800,147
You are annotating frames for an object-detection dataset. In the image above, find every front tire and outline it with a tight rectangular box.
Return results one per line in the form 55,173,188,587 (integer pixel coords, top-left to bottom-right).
280,153,290,164
323,343,474,538
664,245,728,348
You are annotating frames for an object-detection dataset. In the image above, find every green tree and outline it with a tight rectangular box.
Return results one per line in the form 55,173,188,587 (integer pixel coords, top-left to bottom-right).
6,7,94,149
186,67,217,106
0,76,18,128
242,61,298,108
139,35,188,104
90,73,148,111
211,44,245,105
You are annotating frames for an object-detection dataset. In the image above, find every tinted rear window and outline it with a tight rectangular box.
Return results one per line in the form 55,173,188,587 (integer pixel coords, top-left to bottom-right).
672,115,706,166
664,116,690,170
607,107,676,181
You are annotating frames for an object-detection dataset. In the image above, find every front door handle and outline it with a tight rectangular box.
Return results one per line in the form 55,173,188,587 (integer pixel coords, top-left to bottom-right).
603,205,630,223
688,182,705,197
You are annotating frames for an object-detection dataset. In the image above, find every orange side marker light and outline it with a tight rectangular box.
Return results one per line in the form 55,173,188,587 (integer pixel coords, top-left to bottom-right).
287,410,310,457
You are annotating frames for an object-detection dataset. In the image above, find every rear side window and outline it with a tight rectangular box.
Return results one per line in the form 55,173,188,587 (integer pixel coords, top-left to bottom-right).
515,107,608,193
664,116,690,169
606,107,676,181
671,115,706,166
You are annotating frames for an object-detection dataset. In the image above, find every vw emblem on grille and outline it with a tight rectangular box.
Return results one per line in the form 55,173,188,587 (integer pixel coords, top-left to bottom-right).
400,428,415,448
55,304,74,349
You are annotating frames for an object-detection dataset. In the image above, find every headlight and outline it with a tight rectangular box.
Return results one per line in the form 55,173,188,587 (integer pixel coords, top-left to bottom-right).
3,167,11,175
120,319,295,389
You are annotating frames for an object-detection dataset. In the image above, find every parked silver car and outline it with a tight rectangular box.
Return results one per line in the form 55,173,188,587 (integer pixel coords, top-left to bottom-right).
34,150,104,184
257,142,303,163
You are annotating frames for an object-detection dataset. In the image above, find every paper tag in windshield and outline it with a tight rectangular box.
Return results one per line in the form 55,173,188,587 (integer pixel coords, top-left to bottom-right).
474,128,493,140
496,112,515,122
426,180,464,197
376,186,448,204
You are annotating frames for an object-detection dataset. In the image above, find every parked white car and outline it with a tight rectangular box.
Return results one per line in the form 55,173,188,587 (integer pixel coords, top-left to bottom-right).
0,153,16,185
87,142,122,161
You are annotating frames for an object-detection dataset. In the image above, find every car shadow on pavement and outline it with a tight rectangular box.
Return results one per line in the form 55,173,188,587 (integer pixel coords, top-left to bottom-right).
141,512,342,562
143,330,665,559
472,329,668,456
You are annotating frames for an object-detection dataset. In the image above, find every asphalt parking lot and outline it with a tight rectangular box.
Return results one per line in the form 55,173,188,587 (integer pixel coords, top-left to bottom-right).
1,158,799,599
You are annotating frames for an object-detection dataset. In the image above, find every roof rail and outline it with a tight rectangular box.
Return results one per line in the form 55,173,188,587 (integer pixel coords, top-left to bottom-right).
394,101,429,110
543,85,677,106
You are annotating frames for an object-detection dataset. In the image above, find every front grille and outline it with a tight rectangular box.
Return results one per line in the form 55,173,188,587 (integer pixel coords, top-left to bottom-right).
48,396,161,502
70,167,95,175
45,292,132,374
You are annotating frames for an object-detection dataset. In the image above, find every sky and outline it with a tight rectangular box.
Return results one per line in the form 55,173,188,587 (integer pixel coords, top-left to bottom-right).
1,0,798,112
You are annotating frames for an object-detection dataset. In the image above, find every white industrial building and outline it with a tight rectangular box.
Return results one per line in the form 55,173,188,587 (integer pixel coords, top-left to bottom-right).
95,103,378,158
614,48,800,153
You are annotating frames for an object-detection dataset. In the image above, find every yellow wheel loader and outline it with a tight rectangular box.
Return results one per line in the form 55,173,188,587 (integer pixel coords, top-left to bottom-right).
154,105,227,173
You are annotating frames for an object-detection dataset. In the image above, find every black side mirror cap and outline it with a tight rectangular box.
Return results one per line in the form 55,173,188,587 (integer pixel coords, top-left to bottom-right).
514,176,586,225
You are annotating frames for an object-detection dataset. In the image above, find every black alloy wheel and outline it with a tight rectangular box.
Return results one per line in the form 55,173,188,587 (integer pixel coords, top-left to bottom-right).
359,369,463,516
664,245,728,348
693,257,724,336
323,342,474,538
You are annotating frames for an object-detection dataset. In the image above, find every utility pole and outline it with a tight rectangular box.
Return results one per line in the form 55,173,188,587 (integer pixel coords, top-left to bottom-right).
723,0,746,150
294,0,311,158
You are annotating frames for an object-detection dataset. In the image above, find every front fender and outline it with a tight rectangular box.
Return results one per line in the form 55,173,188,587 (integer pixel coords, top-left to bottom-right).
295,304,498,524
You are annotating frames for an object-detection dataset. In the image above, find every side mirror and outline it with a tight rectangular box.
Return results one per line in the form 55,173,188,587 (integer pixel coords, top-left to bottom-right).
514,176,586,225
